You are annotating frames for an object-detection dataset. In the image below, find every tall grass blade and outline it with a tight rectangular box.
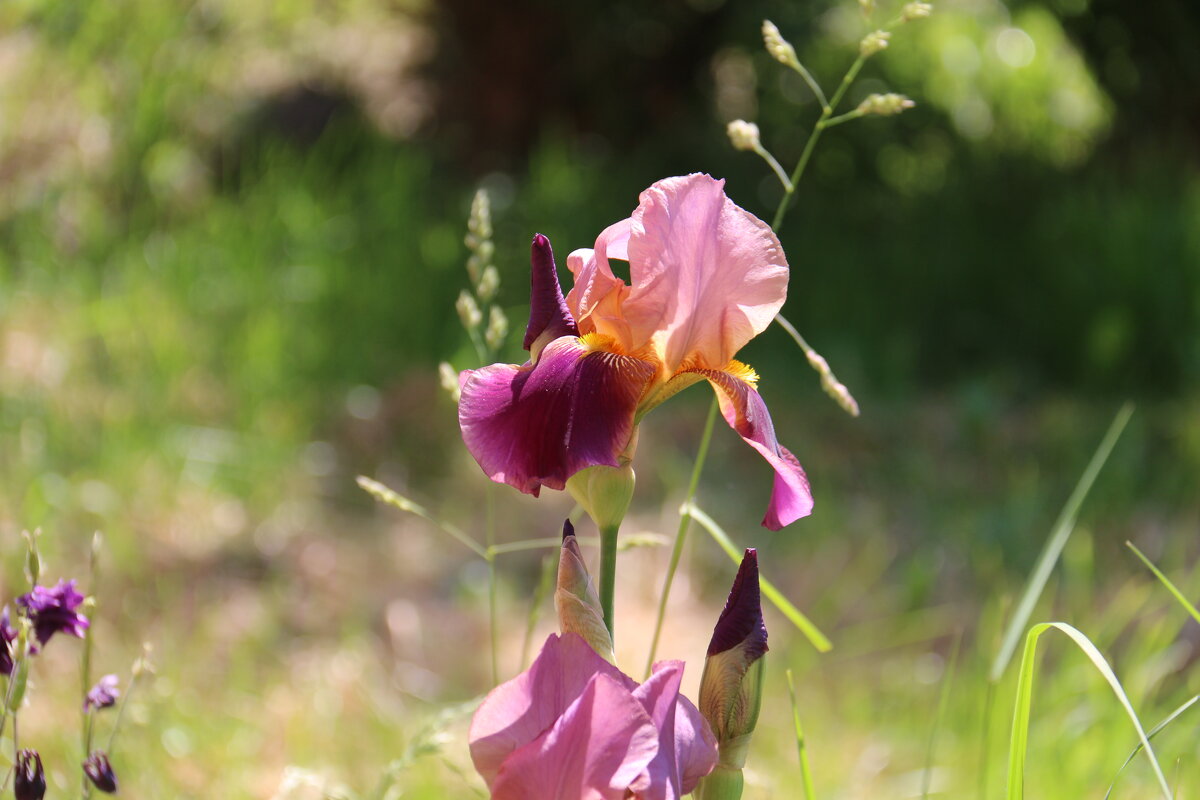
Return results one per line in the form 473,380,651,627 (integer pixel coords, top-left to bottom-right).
989,403,1134,682
922,633,961,800
1126,541,1200,625
786,668,818,800
1104,694,1199,800
687,502,832,652
1006,621,1171,800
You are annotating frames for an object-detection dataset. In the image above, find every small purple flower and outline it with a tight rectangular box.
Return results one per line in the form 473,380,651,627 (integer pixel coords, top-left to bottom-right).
83,751,118,794
14,749,46,800
85,674,120,712
0,607,19,676
17,579,89,645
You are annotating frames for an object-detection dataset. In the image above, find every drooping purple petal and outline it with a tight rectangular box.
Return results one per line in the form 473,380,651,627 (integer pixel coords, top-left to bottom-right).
470,633,635,788
706,550,767,661
524,234,579,360
490,673,659,800
630,661,718,800
689,365,813,529
17,580,90,645
459,337,655,497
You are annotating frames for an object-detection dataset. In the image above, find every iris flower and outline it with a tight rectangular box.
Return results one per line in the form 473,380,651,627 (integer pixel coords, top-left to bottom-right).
459,174,812,529
470,632,717,800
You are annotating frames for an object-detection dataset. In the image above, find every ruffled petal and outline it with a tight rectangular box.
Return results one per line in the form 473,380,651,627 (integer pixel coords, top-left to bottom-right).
566,219,634,347
630,661,718,800
524,234,579,360
622,174,788,374
690,364,813,529
490,674,659,800
470,633,634,788
459,336,656,496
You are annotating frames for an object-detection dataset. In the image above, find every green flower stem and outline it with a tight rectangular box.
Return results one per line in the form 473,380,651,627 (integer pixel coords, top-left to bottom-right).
695,764,744,800
789,61,829,112
771,55,866,231
104,669,140,756
755,145,794,193
823,109,865,128
598,524,621,641
643,399,719,677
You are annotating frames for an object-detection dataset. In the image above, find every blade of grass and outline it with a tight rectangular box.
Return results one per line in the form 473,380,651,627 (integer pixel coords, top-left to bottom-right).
687,502,832,652
922,632,962,800
1126,541,1200,625
785,668,817,800
1006,621,1170,800
1104,694,1199,800
989,403,1134,682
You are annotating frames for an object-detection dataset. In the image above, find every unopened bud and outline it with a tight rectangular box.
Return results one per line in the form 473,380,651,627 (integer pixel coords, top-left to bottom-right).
22,529,40,588
477,265,500,303
438,362,462,404
901,2,933,21
14,749,45,800
696,550,767,800
455,290,483,330
485,306,508,352
858,0,875,19
555,521,615,662
566,463,635,533
859,30,890,58
761,21,799,70
726,120,761,152
83,751,118,794
857,92,915,116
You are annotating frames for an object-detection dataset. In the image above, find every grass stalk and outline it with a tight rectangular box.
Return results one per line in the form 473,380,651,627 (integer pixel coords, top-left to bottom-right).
786,668,817,800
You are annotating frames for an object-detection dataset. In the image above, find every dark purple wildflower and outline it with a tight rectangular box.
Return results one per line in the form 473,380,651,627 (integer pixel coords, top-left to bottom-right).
85,674,120,712
83,751,118,794
0,607,18,676
17,579,89,645
14,749,46,800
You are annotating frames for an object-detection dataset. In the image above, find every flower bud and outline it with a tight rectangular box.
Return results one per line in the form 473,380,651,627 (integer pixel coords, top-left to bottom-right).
554,521,615,662
438,361,462,403
83,751,118,794
14,749,45,800
566,463,635,533
901,2,933,21
726,120,761,153
858,0,875,19
22,529,40,588
455,290,483,330
761,21,800,70
857,92,915,116
859,30,890,58
696,549,767,800
477,265,500,303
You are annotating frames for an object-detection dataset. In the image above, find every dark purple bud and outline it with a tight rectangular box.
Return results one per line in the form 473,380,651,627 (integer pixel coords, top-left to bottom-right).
14,749,45,800
706,549,768,661
83,751,118,794
523,234,579,359
561,519,575,541
85,674,120,712
17,579,89,645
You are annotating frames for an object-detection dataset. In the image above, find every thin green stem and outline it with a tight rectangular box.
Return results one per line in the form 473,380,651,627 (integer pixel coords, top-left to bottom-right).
789,62,829,111
104,670,140,756
786,669,817,800
598,524,620,642
823,109,865,128
643,399,719,677
771,55,865,231
755,146,794,192
978,680,996,800
485,483,498,685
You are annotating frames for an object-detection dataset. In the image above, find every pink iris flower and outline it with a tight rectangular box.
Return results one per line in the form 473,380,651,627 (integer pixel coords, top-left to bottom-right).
459,173,813,529
470,632,717,800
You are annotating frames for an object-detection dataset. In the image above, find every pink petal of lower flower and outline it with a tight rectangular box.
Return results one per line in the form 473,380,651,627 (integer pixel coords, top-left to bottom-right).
693,367,813,529
459,337,656,496
630,661,718,800
622,174,788,374
470,634,634,788
490,673,659,800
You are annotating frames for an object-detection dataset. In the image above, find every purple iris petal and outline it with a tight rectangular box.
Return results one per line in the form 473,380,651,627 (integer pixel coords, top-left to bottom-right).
706,549,767,662
83,751,118,794
524,234,579,359
17,579,90,645
631,660,718,800
459,336,655,496
85,674,120,712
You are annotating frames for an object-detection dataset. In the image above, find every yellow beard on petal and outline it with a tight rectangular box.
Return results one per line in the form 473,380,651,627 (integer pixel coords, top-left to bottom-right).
724,359,760,386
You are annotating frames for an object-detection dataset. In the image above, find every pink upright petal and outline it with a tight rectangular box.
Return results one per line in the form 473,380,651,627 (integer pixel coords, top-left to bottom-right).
470,634,634,788
630,661,718,800
490,673,660,800
566,219,634,348
459,337,656,496
622,174,788,374
525,234,579,360
689,365,813,529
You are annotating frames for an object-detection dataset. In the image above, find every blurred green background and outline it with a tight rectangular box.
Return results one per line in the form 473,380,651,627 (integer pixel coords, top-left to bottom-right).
0,0,1197,797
